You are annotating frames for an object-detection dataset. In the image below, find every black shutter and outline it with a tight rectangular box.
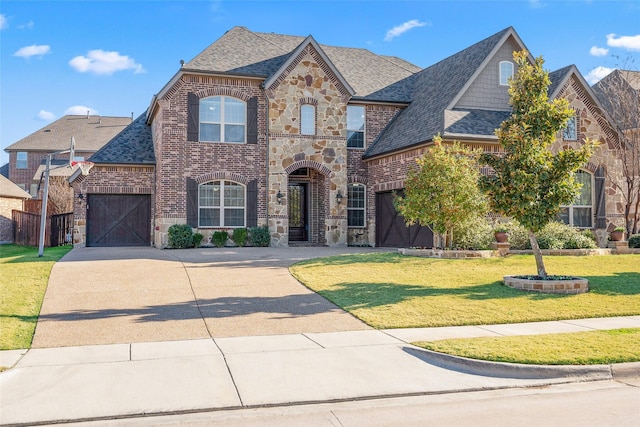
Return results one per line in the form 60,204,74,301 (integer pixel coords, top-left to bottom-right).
187,92,199,142
186,178,198,227
247,97,258,145
246,179,258,227
595,166,606,229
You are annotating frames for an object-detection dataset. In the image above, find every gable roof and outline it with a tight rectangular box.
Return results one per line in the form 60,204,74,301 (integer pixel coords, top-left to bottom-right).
182,26,419,102
592,69,640,130
5,115,131,153
364,27,520,158
90,112,155,164
0,174,31,199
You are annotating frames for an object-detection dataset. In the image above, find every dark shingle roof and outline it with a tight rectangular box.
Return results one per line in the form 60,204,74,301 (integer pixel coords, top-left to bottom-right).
364,27,512,158
548,65,573,97
90,112,155,164
184,26,420,102
5,115,131,152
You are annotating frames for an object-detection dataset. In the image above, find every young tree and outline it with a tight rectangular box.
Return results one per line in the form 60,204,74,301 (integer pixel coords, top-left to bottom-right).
592,68,640,236
479,51,596,277
395,137,487,248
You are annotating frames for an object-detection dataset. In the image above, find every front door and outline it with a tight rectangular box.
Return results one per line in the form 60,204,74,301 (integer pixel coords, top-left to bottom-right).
288,183,308,241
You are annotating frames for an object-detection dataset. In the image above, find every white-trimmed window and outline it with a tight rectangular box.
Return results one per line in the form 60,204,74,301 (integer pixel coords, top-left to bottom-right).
199,96,246,143
347,105,365,149
499,61,514,86
300,104,315,135
558,170,593,228
347,183,366,227
563,116,577,140
16,152,28,169
198,180,246,227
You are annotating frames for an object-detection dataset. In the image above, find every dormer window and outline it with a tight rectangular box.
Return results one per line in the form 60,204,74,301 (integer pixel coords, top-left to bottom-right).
499,61,514,86
300,104,315,135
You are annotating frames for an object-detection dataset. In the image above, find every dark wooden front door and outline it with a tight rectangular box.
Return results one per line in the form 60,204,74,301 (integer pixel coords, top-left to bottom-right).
86,194,151,247
288,183,308,241
375,191,433,248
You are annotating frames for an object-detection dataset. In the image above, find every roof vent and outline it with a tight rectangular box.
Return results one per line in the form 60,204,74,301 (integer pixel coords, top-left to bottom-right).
180,59,185,67
86,111,90,119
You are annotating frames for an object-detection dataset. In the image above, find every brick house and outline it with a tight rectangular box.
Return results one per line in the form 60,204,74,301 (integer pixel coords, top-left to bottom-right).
4,115,132,198
0,174,31,243
71,26,624,248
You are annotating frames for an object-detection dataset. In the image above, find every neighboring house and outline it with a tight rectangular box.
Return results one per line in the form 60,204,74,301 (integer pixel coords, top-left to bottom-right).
4,114,132,197
0,174,31,243
70,26,624,248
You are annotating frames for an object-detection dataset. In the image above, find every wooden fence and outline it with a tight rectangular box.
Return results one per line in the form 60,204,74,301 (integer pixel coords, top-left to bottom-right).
12,210,73,247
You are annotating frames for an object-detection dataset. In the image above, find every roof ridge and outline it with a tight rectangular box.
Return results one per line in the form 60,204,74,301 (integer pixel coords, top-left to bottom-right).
251,29,301,54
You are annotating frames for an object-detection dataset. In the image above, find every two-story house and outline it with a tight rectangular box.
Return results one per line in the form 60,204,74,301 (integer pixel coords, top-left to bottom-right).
70,26,624,248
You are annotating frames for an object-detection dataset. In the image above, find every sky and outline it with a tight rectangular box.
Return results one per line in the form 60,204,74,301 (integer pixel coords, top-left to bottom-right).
1,0,639,165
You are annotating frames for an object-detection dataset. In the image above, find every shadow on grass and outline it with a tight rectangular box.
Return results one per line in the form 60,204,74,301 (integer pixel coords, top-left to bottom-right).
294,252,404,267
584,272,640,296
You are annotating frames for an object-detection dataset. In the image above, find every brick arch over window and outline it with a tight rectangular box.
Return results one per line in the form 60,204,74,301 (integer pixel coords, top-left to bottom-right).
194,88,252,102
299,97,318,106
284,160,331,177
194,171,249,185
348,174,368,185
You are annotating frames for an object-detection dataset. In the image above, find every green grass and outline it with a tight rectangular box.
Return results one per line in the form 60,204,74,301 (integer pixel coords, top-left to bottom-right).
0,244,72,350
290,253,640,329
414,328,640,365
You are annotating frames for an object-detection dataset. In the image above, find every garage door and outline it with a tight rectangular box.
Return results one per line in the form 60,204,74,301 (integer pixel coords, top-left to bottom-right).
86,194,151,247
375,191,433,248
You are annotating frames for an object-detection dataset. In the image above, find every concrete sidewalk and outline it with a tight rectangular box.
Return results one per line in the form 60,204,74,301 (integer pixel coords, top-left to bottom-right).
2,317,639,426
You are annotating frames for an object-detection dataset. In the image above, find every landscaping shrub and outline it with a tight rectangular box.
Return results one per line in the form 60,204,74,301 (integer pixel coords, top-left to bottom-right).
192,233,204,248
231,228,248,247
581,229,597,244
212,231,229,247
249,226,270,247
168,224,194,249
454,216,493,250
504,220,597,250
503,221,531,250
629,234,640,248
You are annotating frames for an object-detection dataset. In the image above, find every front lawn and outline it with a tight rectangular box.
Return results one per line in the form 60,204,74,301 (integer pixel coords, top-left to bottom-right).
290,253,640,329
0,245,72,350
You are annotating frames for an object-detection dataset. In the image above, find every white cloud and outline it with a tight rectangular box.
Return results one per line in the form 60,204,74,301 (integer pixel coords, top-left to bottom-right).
586,66,615,85
0,14,7,30
14,44,50,58
37,110,56,121
64,106,99,116
606,33,640,51
18,20,34,30
69,49,145,75
384,20,429,42
589,46,609,57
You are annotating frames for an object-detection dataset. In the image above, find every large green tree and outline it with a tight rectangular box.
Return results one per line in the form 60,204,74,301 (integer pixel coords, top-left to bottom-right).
395,137,487,248
479,51,596,277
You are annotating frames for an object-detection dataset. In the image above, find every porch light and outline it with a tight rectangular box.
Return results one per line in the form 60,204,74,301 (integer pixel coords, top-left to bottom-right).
336,190,343,205
277,191,284,204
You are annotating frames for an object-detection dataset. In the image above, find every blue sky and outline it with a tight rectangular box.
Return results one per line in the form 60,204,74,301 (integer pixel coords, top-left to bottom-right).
1,0,639,165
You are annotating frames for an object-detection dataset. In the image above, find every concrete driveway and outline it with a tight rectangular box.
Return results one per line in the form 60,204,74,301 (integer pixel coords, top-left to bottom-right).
32,246,385,348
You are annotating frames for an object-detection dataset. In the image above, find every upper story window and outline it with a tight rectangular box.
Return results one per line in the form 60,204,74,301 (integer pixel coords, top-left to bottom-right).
563,116,577,140
347,183,366,227
300,104,315,135
199,96,246,143
347,105,365,149
558,170,593,228
499,61,514,86
16,152,28,169
199,180,246,228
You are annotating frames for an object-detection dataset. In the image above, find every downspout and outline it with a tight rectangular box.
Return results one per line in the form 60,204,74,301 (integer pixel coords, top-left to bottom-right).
262,83,270,232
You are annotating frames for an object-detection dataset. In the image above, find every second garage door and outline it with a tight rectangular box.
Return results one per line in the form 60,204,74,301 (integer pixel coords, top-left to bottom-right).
86,194,151,247
375,191,433,248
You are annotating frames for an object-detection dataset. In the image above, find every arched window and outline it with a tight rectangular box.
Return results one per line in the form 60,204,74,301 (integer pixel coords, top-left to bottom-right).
199,96,246,143
348,183,366,227
300,104,315,135
499,61,514,86
558,170,593,228
198,180,246,227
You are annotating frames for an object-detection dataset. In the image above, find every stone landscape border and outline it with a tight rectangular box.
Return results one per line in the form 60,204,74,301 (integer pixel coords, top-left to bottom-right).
503,275,589,294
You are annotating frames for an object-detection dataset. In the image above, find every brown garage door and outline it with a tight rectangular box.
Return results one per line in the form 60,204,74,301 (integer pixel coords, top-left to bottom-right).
86,194,151,247
375,191,433,248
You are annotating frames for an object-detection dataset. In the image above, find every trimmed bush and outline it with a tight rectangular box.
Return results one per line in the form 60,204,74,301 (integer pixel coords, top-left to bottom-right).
249,226,270,247
504,220,597,250
212,231,229,248
192,233,204,248
629,234,640,248
454,216,493,250
231,228,248,247
168,224,193,249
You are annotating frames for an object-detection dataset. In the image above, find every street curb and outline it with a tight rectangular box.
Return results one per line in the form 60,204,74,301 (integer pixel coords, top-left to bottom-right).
403,346,615,381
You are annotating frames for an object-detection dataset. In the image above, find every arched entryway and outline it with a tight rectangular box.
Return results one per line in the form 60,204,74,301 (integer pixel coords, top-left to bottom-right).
287,167,327,245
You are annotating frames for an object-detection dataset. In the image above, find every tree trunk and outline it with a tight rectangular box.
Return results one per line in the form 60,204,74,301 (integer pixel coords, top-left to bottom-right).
529,230,547,278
